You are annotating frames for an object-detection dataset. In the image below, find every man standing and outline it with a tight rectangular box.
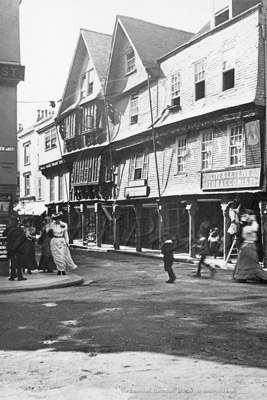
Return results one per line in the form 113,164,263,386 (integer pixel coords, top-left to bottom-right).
3,216,27,281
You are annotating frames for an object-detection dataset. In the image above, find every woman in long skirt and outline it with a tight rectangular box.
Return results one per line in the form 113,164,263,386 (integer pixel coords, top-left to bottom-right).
22,218,38,274
234,210,267,283
37,216,56,273
48,212,77,275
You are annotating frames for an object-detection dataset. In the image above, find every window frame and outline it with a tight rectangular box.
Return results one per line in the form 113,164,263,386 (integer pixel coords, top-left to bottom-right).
130,94,138,125
222,47,235,91
80,69,94,99
24,173,31,196
45,128,57,151
87,69,94,96
80,73,87,99
171,71,181,107
50,174,55,202
65,114,76,139
83,104,95,131
129,150,149,181
194,59,206,101
72,157,100,184
38,177,42,200
200,129,213,171
214,0,231,27
228,123,244,167
176,136,187,174
59,170,64,201
126,49,135,75
24,142,30,165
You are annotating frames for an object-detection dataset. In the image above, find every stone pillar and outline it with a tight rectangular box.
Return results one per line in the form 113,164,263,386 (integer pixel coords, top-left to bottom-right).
113,205,121,250
134,203,142,252
186,201,197,257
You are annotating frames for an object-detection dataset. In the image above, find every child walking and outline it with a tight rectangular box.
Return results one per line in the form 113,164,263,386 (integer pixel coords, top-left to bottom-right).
193,235,217,278
161,235,178,284
208,227,221,258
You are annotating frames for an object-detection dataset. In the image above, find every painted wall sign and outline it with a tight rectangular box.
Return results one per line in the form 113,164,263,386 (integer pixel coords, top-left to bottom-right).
202,167,261,190
0,146,15,152
0,63,25,81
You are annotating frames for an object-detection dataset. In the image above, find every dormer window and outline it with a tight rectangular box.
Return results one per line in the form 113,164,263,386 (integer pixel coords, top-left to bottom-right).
214,0,231,27
171,71,181,107
126,49,135,74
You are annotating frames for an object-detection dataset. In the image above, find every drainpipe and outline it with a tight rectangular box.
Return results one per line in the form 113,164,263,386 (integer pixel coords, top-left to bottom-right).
146,68,162,244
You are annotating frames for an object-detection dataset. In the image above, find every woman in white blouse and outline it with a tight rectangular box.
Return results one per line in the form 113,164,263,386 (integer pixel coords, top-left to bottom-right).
49,212,77,275
234,210,267,283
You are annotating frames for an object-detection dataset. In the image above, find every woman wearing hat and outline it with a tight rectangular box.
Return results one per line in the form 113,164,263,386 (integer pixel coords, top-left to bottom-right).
37,216,56,273
48,212,77,275
233,210,267,283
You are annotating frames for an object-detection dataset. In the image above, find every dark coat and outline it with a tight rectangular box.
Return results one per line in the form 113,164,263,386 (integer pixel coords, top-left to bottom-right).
198,237,210,256
161,240,176,269
3,224,27,258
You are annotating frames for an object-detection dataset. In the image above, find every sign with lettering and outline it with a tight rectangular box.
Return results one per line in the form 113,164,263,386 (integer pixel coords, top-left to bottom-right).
202,167,261,190
0,63,25,81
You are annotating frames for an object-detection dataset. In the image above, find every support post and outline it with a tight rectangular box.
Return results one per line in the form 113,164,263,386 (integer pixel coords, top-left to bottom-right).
186,202,197,257
113,205,121,250
221,202,229,261
95,202,102,247
134,203,142,252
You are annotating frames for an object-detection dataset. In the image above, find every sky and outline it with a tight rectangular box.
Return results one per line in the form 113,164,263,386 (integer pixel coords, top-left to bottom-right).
17,0,213,129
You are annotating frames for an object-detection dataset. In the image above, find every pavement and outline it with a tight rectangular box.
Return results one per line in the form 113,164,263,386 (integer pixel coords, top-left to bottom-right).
0,241,236,293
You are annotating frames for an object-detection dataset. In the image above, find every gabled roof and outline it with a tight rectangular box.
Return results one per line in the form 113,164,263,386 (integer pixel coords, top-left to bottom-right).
81,29,112,84
57,29,112,120
117,15,194,70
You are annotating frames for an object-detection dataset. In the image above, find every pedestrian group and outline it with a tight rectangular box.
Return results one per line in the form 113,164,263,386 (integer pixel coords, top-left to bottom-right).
4,212,77,282
161,202,267,285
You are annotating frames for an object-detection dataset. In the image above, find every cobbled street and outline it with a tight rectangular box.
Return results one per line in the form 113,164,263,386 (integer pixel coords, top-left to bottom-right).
1,250,267,399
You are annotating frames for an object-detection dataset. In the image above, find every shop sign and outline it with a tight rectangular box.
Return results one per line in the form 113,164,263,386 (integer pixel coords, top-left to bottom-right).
0,63,25,81
125,186,148,198
0,146,15,152
202,167,261,190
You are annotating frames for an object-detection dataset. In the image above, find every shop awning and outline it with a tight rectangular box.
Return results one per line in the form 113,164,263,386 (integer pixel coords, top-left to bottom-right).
15,201,47,216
